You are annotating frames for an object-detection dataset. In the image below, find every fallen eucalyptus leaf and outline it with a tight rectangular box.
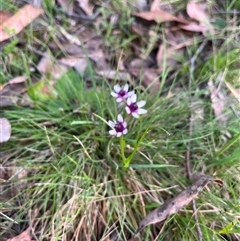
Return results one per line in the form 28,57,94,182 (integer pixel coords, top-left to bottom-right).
0,4,44,42
134,173,222,235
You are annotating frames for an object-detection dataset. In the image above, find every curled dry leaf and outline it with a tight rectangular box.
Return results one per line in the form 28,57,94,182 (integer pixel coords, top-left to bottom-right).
178,22,209,33
186,2,208,23
0,118,12,143
0,76,28,91
134,10,189,24
134,173,222,235
0,4,44,42
183,2,214,35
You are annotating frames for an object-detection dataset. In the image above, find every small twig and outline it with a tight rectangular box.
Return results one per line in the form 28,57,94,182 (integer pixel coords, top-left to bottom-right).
192,200,203,241
186,40,207,241
213,10,240,15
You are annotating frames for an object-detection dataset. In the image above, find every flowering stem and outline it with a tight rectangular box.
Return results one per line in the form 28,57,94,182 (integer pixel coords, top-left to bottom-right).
123,126,150,168
119,135,126,162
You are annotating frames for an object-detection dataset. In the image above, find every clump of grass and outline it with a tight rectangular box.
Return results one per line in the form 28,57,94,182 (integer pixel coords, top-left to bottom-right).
1,63,240,240
1,0,240,240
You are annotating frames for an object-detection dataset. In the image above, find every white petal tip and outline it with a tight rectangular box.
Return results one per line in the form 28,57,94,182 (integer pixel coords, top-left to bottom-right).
132,113,139,118
138,109,147,115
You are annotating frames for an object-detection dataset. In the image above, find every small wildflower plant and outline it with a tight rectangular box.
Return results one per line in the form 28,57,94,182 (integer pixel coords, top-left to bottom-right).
108,83,148,167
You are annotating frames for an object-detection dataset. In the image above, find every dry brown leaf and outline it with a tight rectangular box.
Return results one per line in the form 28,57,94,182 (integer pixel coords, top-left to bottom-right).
76,0,93,16
0,4,44,42
7,227,34,241
184,2,214,35
0,118,12,143
0,11,12,24
179,22,208,33
37,55,69,79
0,75,33,107
8,76,28,85
134,10,188,24
186,2,208,23
134,173,222,235
58,56,87,74
208,80,229,125
0,75,28,91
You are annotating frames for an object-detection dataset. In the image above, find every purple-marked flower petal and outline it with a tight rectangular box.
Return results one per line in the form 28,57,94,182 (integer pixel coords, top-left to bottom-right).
125,106,131,114
108,121,116,127
108,114,128,138
111,92,118,97
132,113,139,118
111,84,134,102
117,114,123,122
109,129,117,135
138,109,147,115
123,129,128,134
125,94,147,118
123,83,129,92
137,100,146,108
127,90,135,97
116,98,122,102
114,84,121,92
116,132,122,137
130,94,137,103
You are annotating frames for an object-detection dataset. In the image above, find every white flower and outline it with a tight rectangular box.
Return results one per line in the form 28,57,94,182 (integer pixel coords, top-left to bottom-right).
108,114,128,137
111,84,135,102
125,94,147,118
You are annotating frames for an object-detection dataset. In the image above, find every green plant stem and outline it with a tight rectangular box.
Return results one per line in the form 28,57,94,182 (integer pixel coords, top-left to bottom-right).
120,135,126,163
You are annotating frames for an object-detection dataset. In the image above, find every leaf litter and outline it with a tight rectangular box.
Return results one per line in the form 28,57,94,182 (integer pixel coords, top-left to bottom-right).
132,173,223,237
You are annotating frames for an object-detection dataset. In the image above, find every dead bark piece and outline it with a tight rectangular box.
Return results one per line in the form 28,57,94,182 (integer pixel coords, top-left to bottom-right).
134,173,222,235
